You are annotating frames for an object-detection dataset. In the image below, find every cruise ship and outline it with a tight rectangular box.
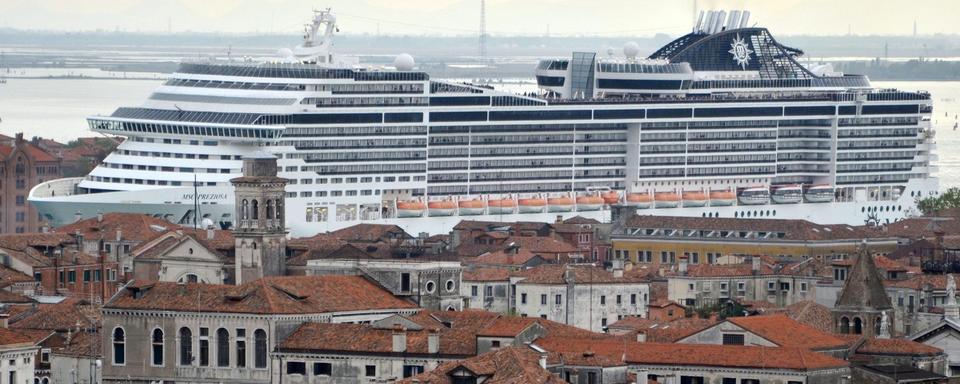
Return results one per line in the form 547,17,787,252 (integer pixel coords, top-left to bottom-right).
29,9,939,236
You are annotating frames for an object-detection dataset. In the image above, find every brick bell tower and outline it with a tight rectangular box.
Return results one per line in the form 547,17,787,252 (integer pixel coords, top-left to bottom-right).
231,152,288,284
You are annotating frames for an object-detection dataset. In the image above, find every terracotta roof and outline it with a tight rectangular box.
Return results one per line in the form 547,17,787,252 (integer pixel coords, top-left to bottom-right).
622,214,888,241
883,217,960,239
514,265,648,285
536,337,849,371
330,223,411,243
0,233,73,250
453,220,552,233
105,275,417,315
782,300,835,334
10,298,100,331
467,248,541,267
0,327,37,347
608,317,718,343
399,346,566,384
649,299,684,309
857,338,943,356
130,230,231,262
684,263,773,277
725,314,847,350
0,265,36,288
836,246,893,310
562,216,601,225
885,274,948,290
54,213,179,242
462,268,512,282
279,322,444,355
53,330,100,358
0,289,34,304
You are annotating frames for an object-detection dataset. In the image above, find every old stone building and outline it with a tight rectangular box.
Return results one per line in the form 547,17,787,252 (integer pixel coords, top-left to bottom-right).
304,258,464,311
667,255,821,308
131,229,233,284
511,264,649,332
231,154,287,284
0,133,62,234
100,275,418,383
833,243,895,338
462,268,512,313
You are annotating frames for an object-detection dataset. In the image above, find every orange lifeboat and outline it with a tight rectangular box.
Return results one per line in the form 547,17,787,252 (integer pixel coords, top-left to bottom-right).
625,192,653,209
682,190,708,207
487,196,516,215
427,199,457,217
458,198,486,215
518,196,547,214
654,191,681,209
548,195,575,212
576,194,604,211
709,189,737,206
600,191,620,205
396,200,426,218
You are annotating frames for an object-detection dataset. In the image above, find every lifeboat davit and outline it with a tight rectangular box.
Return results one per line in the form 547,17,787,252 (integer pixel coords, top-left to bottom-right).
487,197,516,215
458,198,486,215
547,195,575,212
804,185,834,203
709,190,737,206
600,191,620,205
518,196,547,213
738,186,770,205
427,200,457,216
396,200,426,218
625,192,654,209
771,185,803,204
681,190,708,207
576,194,604,211
654,191,681,209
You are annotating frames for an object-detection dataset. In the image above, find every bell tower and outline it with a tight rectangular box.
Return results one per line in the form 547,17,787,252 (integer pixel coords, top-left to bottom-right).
231,153,288,284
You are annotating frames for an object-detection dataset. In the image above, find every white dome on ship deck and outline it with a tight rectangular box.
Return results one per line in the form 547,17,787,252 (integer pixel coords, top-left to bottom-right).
394,53,415,71
623,42,640,58
276,47,294,60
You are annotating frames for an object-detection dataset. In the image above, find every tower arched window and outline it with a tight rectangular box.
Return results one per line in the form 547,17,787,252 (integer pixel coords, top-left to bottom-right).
241,199,249,220
854,317,863,334
266,200,275,221
179,327,193,366
152,328,164,366
254,329,267,368
875,316,882,335
112,327,126,365
251,200,259,220
840,316,850,334
275,199,284,221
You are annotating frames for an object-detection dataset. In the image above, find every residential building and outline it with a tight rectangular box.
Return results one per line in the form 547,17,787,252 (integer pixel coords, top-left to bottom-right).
0,327,40,384
667,255,820,308
678,314,849,356
130,229,234,284
49,330,100,384
101,275,418,383
511,264,650,332
612,214,901,269
462,268,511,313
304,258,464,311
399,345,570,384
0,133,61,234
647,299,686,322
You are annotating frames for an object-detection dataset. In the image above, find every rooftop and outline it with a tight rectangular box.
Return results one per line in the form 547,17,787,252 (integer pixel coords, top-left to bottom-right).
725,314,848,350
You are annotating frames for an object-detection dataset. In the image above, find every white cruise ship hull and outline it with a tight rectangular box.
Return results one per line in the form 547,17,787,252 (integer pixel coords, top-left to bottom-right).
31,177,938,236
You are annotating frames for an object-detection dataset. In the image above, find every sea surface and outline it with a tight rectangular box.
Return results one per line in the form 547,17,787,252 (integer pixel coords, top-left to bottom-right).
0,77,957,187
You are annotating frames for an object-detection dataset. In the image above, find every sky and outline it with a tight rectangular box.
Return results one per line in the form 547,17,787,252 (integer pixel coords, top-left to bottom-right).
0,0,958,36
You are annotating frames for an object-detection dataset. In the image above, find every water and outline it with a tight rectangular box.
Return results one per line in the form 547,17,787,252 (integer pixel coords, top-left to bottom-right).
0,78,957,187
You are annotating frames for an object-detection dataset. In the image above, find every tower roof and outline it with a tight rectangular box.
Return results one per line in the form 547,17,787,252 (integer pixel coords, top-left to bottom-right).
835,242,893,310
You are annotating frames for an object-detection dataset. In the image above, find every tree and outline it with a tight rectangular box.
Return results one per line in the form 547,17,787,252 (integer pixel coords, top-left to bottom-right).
917,187,960,215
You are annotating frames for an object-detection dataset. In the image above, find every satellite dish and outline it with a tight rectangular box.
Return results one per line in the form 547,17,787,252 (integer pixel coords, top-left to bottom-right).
393,53,415,71
623,42,640,59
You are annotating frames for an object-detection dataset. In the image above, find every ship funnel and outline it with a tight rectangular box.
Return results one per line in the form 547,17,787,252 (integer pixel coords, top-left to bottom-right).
694,10,705,33
739,10,751,29
727,10,741,31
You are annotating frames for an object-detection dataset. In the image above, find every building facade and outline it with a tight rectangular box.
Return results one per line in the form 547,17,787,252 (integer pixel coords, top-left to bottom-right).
0,134,61,234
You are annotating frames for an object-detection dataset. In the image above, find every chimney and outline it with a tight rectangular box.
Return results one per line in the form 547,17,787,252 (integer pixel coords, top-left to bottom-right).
636,332,646,342
610,259,624,278
678,255,688,276
207,228,215,240
539,351,547,369
428,328,440,354
563,265,576,285
177,281,188,295
392,325,407,353
555,215,563,225
116,230,122,242
73,211,82,223
569,369,579,383
75,230,84,251
751,256,761,275
0,313,9,328
14,133,23,144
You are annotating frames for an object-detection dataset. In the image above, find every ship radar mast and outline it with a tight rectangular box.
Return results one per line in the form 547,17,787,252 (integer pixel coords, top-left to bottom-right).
290,8,339,64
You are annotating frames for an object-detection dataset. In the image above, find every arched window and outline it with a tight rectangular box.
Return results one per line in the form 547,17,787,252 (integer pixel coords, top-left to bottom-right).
217,328,230,367
112,327,125,365
840,317,850,334
266,200,275,221
251,200,259,220
241,199,249,220
875,316,882,336
275,199,284,221
254,329,267,368
179,327,193,366
854,317,863,334
152,328,164,366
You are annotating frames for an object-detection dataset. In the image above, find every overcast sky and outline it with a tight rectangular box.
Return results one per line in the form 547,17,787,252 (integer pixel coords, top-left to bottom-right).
0,0,957,36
